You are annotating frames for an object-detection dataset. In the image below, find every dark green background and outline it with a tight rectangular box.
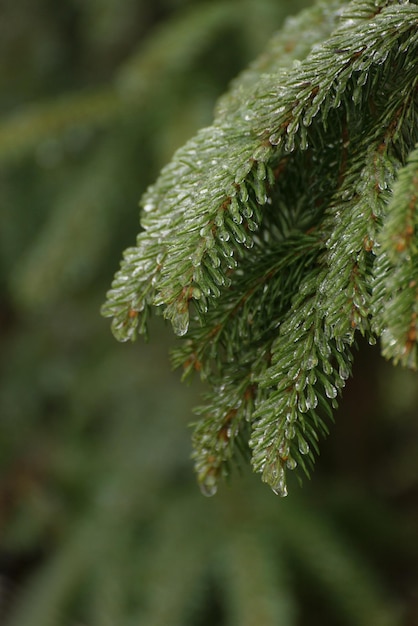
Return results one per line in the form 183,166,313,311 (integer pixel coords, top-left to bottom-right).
0,1,417,624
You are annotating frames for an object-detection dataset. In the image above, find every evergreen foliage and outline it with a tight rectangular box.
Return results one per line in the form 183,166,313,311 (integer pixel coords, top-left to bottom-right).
2,0,418,624
103,0,418,497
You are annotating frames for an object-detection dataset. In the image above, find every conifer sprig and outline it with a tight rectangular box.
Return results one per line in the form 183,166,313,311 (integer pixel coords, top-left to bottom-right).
103,0,418,495
372,144,418,368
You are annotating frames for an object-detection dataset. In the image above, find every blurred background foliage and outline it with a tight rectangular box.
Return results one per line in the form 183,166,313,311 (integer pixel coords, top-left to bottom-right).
0,0,417,624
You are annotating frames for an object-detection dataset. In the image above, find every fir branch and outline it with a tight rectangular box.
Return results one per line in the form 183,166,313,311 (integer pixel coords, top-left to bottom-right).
214,0,346,121
250,289,352,495
173,234,320,494
372,144,418,368
104,0,418,340
103,0,418,496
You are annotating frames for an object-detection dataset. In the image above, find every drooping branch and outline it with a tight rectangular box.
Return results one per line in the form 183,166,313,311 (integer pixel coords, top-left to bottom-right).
103,0,418,496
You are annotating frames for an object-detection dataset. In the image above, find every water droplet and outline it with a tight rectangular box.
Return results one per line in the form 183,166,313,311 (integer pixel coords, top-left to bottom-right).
284,133,295,153
269,131,282,146
172,308,189,336
199,225,210,238
298,437,310,455
215,211,225,228
324,380,337,399
305,354,318,369
300,130,309,150
308,369,317,385
262,459,288,496
272,479,288,497
306,385,318,410
230,197,242,223
239,185,249,203
143,201,155,213
323,359,333,375
285,410,296,424
191,253,202,268
243,110,256,122
339,363,351,380
341,188,354,201
279,441,290,457
294,375,305,394
256,161,267,181
242,204,253,219
228,220,247,244
298,394,308,413
286,457,297,470
200,474,217,497
218,228,230,242
234,161,252,184
246,218,258,232
207,249,221,268
285,424,296,439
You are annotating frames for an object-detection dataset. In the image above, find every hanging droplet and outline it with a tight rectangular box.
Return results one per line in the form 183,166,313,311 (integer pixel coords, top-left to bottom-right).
338,362,351,380
262,460,288,496
295,376,306,392
199,225,210,238
298,394,308,413
218,228,230,242
172,307,189,336
191,251,202,268
246,218,258,232
256,161,267,181
272,479,288,497
308,369,317,385
298,437,310,455
323,379,337,399
234,161,253,184
323,359,333,375
230,196,242,223
279,440,290,458
284,133,295,153
215,210,225,228
269,131,282,146
243,109,256,122
285,410,296,424
228,219,247,244
142,200,155,213
300,127,309,150
305,385,318,410
200,473,218,497
305,354,318,369
207,247,221,268
286,457,297,470
303,105,319,128
285,424,296,439
239,184,249,203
